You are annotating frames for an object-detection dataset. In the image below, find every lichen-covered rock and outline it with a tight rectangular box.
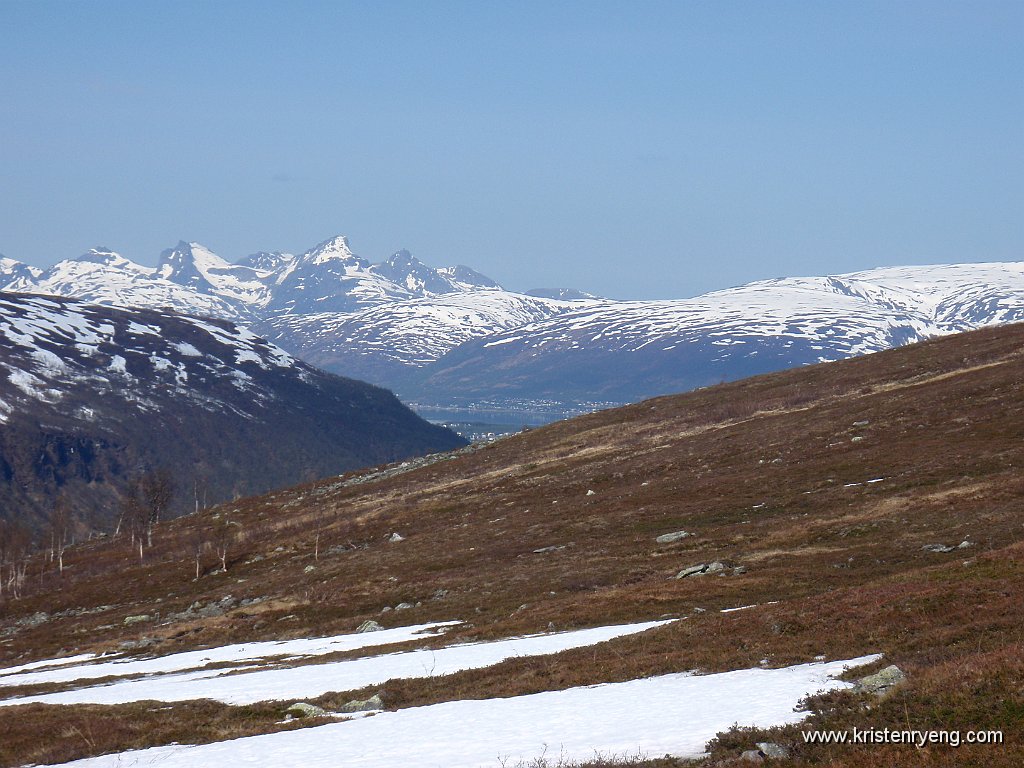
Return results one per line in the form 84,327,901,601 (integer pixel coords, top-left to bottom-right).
339,693,383,713
285,702,328,718
855,664,906,696
655,531,692,544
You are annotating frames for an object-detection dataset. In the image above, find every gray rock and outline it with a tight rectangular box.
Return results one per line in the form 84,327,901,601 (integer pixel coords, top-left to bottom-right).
756,742,790,759
533,545,565,554
123,614,152,626
673,561,728,579
855,664,906,696
958,540,974,549
740,750,764,763
586,489,596,496
655,531,692,544
393,602,415,611
118,637,154,651
673,563,707,579
285,702,328,718
388,532,405,543
339,693,383,713
357,620,383,633
922,543,955,553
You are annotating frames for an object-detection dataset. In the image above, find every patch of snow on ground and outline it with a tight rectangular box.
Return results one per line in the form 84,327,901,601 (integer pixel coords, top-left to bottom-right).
0,621,671,707
0,622,458,688
41,654,880,768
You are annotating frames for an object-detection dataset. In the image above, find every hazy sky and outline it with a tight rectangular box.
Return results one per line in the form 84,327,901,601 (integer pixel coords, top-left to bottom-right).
1,1,1020,299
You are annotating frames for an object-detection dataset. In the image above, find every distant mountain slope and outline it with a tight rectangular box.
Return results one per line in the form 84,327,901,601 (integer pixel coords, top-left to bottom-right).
257,291,588,388
396,262,1024,405
0,292,465,532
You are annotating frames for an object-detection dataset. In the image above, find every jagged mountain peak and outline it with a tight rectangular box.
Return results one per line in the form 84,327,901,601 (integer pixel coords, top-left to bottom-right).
369,249,468,296
302,235,363,266
383,248,417,266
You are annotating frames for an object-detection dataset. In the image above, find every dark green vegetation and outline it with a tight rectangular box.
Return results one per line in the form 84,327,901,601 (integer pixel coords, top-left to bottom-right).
2,323,1024,766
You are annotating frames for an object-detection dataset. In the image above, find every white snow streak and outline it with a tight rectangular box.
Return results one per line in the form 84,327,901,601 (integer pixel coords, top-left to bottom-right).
41,654,880,768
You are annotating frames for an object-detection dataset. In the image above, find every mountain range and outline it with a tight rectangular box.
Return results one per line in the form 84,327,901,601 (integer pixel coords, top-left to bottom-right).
3,237,1024,413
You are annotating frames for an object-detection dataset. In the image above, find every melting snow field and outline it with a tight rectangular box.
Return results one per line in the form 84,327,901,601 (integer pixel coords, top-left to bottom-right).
0,621,460,689
42,655,880,768
0,621,670,708
1,619,879,768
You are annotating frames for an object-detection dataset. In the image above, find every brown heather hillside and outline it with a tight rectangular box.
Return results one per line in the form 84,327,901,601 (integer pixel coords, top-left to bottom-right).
2,323,1024,766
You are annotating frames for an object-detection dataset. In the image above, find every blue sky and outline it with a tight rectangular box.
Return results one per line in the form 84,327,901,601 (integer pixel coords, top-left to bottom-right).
1,0,1020,299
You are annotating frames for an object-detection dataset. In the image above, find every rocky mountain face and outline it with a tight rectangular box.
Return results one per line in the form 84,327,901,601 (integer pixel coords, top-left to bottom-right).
0,292,465,532
5,237,1024,413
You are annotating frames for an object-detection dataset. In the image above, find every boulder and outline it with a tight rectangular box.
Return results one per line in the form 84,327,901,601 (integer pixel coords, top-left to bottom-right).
285,702,328,718
356,620,383,633
756,742,790,759
674,563,708,579
673,561,728,579
854,664,906,697
339,693,383,713
655,531,692,544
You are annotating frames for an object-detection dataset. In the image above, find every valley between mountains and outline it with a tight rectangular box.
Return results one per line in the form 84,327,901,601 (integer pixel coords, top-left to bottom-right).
2,323,1023,766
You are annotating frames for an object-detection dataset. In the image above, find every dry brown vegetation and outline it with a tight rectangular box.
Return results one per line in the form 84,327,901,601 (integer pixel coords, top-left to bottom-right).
3,324,1024,765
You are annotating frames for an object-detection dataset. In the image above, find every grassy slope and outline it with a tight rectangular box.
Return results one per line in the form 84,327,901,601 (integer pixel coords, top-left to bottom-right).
2,324,1024,766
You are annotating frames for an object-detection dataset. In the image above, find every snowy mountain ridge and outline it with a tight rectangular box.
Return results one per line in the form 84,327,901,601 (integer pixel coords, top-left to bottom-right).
0,236,506,324
3,238,1023,410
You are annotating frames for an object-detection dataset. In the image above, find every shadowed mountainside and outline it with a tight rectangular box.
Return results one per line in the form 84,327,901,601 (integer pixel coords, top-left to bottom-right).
0,292,465,533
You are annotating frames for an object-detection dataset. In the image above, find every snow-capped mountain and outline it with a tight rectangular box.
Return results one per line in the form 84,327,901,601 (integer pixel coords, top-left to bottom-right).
258,290,590,387
394,262,1024,406
0,256,41,292
32,247,245,321
0,236,505,323
156,241,270,310
0,292,464,531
